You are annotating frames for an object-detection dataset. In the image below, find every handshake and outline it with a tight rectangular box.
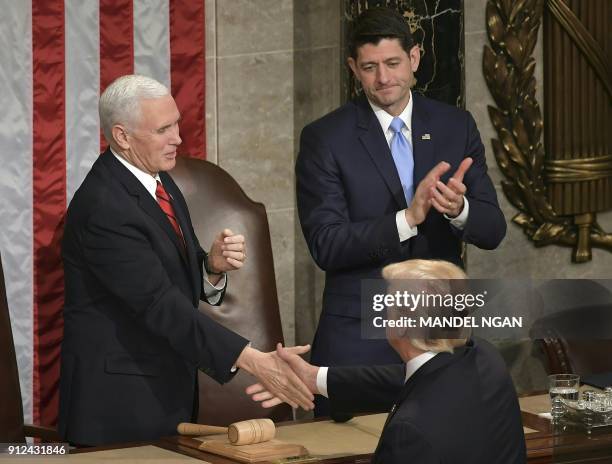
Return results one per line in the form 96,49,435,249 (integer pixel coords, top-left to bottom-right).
235,343,319,411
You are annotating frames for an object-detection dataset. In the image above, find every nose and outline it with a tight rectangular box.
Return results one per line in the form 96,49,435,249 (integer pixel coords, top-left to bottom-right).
171,124,182,146
376,65,390,84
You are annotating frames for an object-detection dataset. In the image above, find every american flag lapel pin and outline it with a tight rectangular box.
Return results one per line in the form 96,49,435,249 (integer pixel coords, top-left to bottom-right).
421,133,431,140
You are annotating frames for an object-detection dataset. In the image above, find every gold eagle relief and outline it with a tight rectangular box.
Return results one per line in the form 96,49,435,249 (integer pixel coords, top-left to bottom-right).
484,0,611,262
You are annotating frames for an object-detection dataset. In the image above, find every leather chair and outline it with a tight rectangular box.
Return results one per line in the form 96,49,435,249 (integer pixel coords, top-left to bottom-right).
0,253,60,442
529,279,612,377
531,304,612,376
171,157,292,426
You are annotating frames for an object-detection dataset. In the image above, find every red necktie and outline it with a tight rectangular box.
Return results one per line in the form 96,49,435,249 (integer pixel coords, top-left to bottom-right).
155,181,185,246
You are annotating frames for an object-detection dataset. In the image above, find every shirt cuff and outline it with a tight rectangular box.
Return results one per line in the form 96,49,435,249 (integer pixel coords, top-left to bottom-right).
231,342,251,373
203,273,227,305
445,196,469,230
316,366,329,398
396,210,418,242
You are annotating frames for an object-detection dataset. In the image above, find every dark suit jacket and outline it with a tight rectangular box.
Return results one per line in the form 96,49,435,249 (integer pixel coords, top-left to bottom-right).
296,93,506,367
328,339,526,464
59,150,248,445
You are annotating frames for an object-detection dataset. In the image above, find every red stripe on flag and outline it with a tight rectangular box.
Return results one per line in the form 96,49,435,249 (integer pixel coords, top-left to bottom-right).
32,0,66,427
99,0,134,151
170,0,206,159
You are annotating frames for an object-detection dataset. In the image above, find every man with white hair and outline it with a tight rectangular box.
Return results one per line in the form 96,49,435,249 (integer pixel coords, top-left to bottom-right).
59,75,313,446
248,260,526,463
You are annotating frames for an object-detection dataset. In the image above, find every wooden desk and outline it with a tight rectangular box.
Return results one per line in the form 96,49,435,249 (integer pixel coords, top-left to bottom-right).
62,399,612,463
160,414,386,464
520,393,612,463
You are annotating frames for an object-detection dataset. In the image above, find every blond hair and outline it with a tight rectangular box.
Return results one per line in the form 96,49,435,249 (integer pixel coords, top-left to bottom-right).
382,259,468,353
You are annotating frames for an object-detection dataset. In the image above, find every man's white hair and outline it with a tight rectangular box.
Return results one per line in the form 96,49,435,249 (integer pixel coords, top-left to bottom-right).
99,74,169,143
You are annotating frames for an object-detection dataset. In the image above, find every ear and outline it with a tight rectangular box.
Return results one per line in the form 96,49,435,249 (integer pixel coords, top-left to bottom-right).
408,44,420,73
395,324,409,339
385,310,410,341
112,124,130,150
347,56,359,80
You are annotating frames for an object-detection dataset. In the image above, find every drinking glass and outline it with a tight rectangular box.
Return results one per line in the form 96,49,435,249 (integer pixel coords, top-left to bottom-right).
548,374,580,422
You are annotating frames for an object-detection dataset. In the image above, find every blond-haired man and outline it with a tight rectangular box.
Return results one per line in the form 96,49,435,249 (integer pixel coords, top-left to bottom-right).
249,260,525,463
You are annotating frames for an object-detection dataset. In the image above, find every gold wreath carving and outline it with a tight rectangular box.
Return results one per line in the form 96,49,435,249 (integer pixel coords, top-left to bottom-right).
483,0,612,261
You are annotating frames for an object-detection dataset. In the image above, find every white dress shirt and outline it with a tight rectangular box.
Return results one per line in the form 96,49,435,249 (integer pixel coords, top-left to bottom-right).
315,351,438,398
111,149,226,303
368,91,469,243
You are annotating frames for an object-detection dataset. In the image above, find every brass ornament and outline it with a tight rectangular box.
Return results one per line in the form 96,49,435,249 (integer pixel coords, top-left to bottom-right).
483,0,612,262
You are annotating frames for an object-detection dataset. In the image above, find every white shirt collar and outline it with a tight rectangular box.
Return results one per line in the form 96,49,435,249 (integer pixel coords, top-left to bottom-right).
110,147,160,199
405,351,437,382
368,90,413,140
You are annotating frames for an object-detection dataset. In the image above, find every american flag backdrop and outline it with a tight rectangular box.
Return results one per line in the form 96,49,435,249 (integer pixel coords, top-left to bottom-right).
0,0,207,428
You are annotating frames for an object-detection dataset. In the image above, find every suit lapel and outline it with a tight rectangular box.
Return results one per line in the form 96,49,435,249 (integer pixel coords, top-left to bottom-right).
160,172,202,302
355,96,407,210
411,93,436,185
101,150,189,269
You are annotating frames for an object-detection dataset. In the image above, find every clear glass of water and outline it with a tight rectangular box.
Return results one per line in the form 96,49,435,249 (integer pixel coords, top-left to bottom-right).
549,374,580,422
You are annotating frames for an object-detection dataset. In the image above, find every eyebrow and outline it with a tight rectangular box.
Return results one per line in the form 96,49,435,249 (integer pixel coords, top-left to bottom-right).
157,116,181,131
360,57,401,66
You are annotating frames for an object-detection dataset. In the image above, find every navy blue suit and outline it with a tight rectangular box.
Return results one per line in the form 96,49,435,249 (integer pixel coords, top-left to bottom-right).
327,339,526,463
296,93,505,414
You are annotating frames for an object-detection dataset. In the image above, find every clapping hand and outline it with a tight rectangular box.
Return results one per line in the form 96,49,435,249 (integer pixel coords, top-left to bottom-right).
431,157,472,218
404,161,451,227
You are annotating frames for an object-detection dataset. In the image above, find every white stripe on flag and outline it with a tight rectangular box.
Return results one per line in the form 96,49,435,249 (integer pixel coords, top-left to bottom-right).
0,0,34,424
134,0,171,88
66,0,100,202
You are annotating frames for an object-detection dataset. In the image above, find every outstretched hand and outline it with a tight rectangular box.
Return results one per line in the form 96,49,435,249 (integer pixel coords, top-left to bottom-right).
237,344,315,410
246,344,319,409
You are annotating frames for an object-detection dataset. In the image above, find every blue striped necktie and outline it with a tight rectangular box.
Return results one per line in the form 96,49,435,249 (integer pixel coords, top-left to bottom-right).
389,117,414,205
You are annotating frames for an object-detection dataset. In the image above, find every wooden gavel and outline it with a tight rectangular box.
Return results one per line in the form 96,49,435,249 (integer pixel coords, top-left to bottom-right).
177,418,275,445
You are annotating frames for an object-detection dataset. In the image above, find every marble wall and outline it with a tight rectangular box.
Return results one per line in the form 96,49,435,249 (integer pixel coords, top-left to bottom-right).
206,0,342,347
293,1,342,348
